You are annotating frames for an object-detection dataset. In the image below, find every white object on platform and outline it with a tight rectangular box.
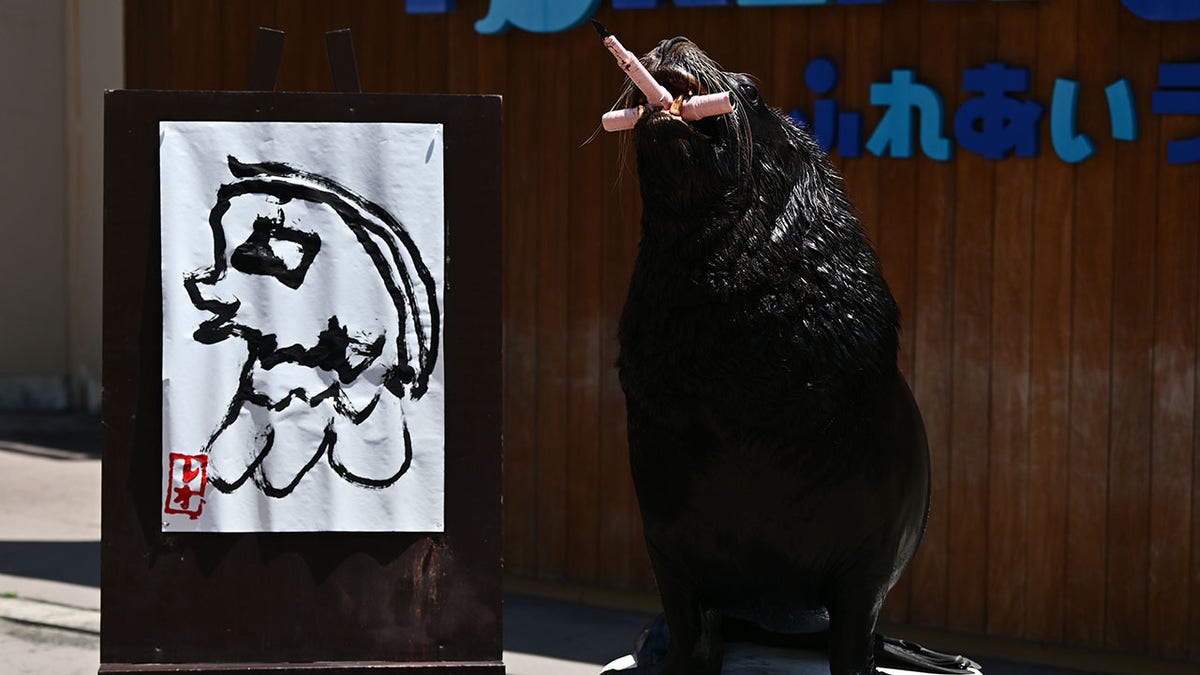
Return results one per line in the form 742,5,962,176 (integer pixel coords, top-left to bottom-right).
601,643,984,674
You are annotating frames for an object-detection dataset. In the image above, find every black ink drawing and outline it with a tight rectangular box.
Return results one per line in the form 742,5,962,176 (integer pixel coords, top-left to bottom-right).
183,156,440,498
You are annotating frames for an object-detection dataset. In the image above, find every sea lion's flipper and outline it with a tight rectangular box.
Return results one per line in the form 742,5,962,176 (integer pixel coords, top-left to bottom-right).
828,585,883,675
643,555,723,675
633,614,669,666
627,612,715,675
874,634,982,674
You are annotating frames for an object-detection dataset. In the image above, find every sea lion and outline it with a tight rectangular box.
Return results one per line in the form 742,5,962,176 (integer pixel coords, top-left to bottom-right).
611,37,933,675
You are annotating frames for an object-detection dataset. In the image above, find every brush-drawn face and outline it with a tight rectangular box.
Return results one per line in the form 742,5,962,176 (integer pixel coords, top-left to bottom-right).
619,37,806,224
187,190,397,398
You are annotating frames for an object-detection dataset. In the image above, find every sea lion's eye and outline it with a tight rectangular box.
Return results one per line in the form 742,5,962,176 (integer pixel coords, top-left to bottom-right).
739,82,760,105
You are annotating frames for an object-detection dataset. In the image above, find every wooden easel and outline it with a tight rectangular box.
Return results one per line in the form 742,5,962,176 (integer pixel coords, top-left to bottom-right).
100,28,503,675
246,26,359,93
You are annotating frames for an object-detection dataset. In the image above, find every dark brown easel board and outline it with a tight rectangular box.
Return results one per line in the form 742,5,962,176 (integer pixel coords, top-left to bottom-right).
101,90,502,674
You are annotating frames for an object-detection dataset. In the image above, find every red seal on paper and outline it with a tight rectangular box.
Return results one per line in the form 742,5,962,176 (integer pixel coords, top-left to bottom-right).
164,453,208,519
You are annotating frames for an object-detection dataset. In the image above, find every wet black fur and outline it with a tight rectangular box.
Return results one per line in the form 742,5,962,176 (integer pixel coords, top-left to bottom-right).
613,38,931,675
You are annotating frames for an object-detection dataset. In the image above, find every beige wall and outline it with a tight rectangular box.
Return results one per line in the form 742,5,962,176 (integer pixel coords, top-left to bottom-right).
0,0,121,410
0,1,68,390
65,0,122,410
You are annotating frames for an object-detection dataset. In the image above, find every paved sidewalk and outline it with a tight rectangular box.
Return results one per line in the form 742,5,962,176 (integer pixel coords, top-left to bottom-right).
0,418,102,675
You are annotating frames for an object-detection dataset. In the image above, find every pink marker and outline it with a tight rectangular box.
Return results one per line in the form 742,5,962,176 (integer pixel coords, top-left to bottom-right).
601,105,647,133
592,20,674,111
601,92,734,132
681,91,734,121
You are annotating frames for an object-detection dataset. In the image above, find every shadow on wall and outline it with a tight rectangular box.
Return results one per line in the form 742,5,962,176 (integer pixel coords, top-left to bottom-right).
0,412,101,458
0,541,100,588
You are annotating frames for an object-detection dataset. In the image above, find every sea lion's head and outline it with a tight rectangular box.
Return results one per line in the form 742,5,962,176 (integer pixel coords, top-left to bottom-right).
618,37,815,232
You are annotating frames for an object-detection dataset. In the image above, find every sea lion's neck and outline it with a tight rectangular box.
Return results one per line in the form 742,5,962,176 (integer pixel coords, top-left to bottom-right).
637,144,822,266
630,137,900,368
637,177,748,241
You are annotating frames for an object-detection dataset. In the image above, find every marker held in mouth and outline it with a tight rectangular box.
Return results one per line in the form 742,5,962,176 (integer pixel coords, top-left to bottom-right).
601,92,734,132
680,91,734,121
593,22,736,133
592,20,674,111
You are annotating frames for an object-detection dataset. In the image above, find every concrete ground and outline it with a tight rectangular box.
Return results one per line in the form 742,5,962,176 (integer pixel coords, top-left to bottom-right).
0,412,1145,675
0,415,102,675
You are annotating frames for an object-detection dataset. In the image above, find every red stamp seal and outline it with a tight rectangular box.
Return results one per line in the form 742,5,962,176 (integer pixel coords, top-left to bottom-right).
164,453,208,520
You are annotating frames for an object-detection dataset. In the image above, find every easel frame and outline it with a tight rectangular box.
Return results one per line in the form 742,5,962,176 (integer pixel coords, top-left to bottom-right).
100,29,503,674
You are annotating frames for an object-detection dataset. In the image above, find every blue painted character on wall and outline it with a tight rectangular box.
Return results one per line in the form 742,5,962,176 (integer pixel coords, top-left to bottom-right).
475,0,602,34
1120,0,1200,22
445,0,1199,34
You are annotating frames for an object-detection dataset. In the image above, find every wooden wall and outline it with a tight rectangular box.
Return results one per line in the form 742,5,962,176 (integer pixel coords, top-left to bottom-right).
125,0,1200,663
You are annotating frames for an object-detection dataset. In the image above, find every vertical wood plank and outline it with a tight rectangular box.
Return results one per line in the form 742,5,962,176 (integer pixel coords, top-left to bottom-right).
220,0,276,90
270,0,303,91
947,1,996,635
471,17,519,578
1065,0,1118,650
342,0,390,93
565,24,605,585
985,1,1038,641
908,0,958,631
1193,114,1200,663
1025,0,1076,646
385,2,419,92
270,0,332,92
806,9,844,174
302,0,334,92
445,5,478,95
122,0,141,84
729,2,773,93
876,0,919,627
413,10,448,94
770,1,807,130
169,0,225,90
1152,21,1200,664
501,26,539,578
533,30,572,581
475,9,506,98
840,5,882,248
140,0,173,88
1104,8,1160,655
1151,22,1198,660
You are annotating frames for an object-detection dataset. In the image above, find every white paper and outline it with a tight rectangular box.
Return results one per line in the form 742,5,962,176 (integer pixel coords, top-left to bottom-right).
159,121,445,532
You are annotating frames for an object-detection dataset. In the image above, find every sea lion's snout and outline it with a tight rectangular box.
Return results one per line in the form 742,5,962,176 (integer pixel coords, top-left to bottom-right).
618,38,766,223
658,35,692,53
611,35,826,228
618,38,719,113
650,36,704,69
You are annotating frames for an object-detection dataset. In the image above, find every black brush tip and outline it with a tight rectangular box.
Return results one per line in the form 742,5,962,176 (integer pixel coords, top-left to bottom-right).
591,19,611,39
